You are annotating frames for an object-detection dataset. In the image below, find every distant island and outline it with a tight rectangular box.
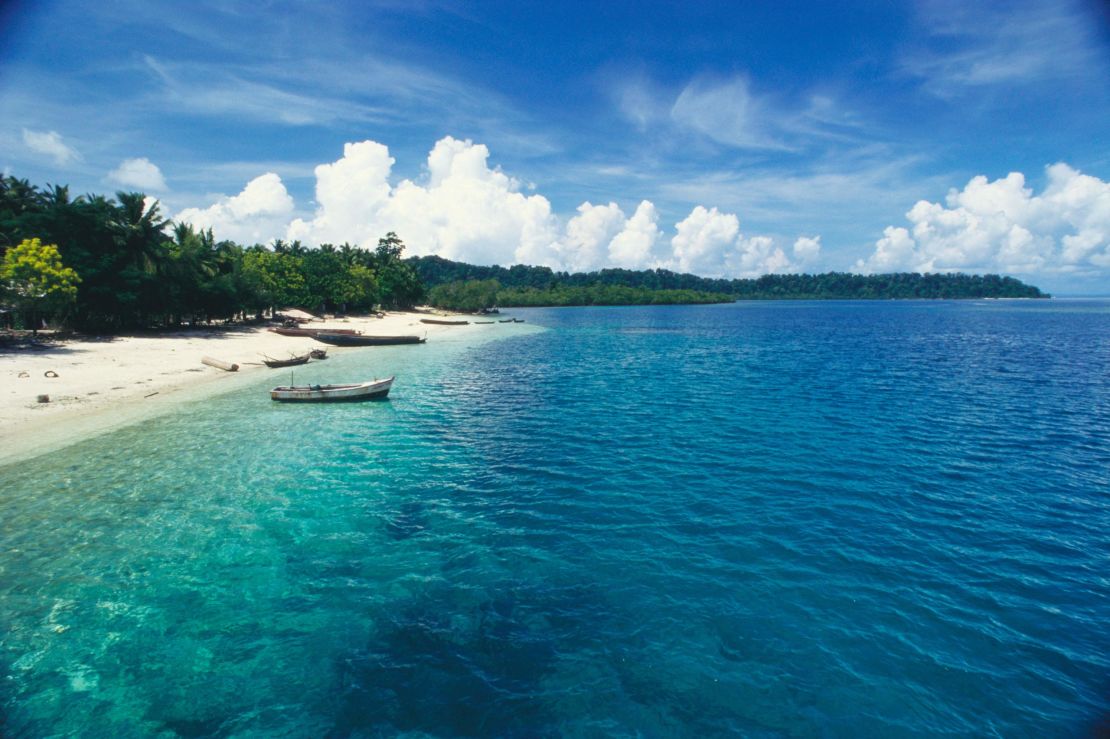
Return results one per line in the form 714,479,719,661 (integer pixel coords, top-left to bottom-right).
410,256,1049,311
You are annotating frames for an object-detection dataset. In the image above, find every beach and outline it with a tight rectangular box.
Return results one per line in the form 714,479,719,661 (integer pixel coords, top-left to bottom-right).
0,311,486,466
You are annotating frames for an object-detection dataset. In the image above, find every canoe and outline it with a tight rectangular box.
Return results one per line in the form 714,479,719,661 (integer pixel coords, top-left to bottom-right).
271,377,394,403
419,318,469,326
313,333,426,346
263,353,311,368
269,327,362,337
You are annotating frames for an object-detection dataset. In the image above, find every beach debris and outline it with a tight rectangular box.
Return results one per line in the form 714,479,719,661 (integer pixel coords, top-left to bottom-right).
201,356,239,372
44,370,59,378
37,394,49,403
18,371,29,378
144,391,159,398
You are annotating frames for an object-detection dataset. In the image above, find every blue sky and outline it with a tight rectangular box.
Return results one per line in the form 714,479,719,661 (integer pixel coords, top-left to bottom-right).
1,0,1109,292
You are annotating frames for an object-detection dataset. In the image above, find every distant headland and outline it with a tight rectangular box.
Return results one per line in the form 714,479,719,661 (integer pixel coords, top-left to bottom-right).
411,256,1048,311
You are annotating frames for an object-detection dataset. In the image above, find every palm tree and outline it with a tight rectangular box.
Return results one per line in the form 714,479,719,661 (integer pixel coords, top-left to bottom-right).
113,192,170,273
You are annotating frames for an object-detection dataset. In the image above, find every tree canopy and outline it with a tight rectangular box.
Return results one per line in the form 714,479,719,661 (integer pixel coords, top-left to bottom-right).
0,175,423,331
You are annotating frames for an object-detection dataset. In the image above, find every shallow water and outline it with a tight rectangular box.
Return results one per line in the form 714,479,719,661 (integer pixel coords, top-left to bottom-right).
1,301,1108,736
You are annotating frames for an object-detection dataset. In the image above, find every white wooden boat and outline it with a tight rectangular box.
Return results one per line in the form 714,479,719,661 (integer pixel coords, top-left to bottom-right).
270,376,394,403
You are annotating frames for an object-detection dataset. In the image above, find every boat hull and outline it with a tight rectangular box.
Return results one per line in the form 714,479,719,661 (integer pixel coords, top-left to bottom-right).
419,319,469,326
313,333,425,346
269,327,362,337
270,377,394,402
263,354,311,368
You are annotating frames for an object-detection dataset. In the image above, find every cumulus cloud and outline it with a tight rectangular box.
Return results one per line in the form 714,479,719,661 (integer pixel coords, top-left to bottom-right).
108,157,167,192
175,172,294,244
609,201,663,268
792,236,822,264
856,164,1110,275
177,135,818,277
666,206,807,277
22,129,79,166
289,137,561,266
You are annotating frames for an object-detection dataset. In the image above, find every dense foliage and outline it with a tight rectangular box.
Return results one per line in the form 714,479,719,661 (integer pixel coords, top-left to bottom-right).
410,255,1048,300
0,175,423,330
1,238,80,334
426,279,501,312
425,279,732,310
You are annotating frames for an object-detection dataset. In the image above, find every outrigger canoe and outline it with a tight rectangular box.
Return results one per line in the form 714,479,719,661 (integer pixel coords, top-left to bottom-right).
262,352,311,368
270,377,394,402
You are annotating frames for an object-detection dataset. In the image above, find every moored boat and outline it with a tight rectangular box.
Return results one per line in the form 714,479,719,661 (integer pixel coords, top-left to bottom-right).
419,318,469,326
270,377,394,402
263,352,311,368
313,333,426,346
269,327,362,337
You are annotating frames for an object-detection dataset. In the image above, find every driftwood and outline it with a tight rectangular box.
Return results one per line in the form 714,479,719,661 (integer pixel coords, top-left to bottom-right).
201,356,239,372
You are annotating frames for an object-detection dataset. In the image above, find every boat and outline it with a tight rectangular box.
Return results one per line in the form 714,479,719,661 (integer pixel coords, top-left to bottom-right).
474,320,495,324
263,352,311,368
269,327,362,337
419,318,469,326
499,319,514,323
271,377,394,403
313,333,426,346
309,348,328,360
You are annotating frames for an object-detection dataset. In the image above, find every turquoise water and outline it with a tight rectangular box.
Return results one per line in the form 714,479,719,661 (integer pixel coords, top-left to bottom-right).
1,301,1108,736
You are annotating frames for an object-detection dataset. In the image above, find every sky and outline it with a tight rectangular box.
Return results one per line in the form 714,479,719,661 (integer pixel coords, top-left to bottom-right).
1,0,1109,293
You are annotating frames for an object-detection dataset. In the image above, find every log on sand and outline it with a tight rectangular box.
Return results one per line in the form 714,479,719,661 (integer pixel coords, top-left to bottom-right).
201,356,239,372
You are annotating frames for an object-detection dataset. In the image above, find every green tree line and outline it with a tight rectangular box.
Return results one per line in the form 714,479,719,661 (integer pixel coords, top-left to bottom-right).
427,280,733,310
410,255,1049,300
0,175,423,331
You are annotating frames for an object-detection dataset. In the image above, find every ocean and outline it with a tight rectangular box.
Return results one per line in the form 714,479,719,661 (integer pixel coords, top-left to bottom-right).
1,300,1107,736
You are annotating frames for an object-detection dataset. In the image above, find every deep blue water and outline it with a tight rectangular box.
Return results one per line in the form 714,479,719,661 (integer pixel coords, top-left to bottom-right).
1,300,1108,737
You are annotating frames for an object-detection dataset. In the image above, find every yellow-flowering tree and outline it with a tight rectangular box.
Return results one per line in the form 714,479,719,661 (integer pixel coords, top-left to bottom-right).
1,238,80,335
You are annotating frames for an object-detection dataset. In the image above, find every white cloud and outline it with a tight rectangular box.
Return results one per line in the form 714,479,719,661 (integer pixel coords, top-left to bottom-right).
792,236,822,264
178,135,819,278
107,157,167,192
289,136,561,266
175,172,295,244
665,205,807,277
21,129,79,166
856,163,1110,275
904,0,1107,96
608,201,662,268
558,202,627,272
670,77,782,150
670,206,740,274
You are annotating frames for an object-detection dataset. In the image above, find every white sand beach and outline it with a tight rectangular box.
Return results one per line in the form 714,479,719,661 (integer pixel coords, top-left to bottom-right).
0,311,493,466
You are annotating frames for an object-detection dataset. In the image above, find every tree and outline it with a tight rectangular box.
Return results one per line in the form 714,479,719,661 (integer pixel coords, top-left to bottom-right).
1,238,80,335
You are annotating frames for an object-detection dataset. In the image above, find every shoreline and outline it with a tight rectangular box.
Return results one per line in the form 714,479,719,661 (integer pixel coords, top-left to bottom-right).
0,310,506,467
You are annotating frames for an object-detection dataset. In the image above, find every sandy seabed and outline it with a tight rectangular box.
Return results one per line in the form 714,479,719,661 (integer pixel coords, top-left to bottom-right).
0,311,486,466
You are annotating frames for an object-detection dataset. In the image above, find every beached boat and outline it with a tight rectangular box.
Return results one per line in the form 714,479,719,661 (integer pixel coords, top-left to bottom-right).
271,377,394,403
309,348,328,360
269,327,362,337
420,318,469,326
313,333,426,346
263,353,311,368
